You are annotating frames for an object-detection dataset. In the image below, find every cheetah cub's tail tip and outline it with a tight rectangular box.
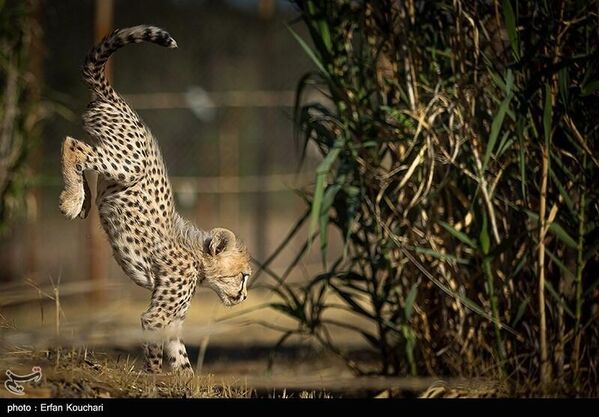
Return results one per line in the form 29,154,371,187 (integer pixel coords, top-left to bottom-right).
83,25,177,100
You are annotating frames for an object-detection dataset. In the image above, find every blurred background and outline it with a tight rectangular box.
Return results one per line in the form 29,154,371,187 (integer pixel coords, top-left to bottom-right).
3,0,315,280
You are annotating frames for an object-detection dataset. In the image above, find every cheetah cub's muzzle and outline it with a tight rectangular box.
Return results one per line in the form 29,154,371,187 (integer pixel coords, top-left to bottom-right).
203,228,252,307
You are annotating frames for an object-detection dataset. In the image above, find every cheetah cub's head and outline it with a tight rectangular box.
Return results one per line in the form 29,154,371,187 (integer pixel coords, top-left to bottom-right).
203,228,252,306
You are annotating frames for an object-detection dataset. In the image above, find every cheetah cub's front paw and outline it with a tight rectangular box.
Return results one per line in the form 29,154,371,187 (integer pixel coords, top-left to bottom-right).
59,187,85,220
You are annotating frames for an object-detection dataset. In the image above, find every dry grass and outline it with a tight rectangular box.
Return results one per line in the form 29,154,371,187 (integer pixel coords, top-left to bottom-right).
0,348,252,398
0,347,344,398
1,347,509,398
2,280,593,398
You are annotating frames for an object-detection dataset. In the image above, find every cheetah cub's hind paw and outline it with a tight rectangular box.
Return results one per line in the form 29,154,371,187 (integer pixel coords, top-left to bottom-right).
59,188,85,220
59,136,91,220
59,176,90,220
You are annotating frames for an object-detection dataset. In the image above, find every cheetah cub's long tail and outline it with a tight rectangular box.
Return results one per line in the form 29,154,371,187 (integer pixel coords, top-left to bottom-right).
82,25,177,101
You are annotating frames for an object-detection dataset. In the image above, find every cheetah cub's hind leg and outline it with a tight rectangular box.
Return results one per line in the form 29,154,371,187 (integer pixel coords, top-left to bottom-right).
59,136,93,219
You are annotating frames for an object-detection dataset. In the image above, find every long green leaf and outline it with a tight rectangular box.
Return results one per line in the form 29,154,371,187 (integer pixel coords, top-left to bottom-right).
524,210,577,249
546,249,575,280
288,25,328,76
309,147,341,240
544,280,575,318
502,0,520,60
479,211,490,255
483,73,512,171
404,283,419,321
319,182,341,266
549,167,576,218
548,223,577,249
496,131,513,158
306,0,332,53
439,221,477,249
581,79,599,96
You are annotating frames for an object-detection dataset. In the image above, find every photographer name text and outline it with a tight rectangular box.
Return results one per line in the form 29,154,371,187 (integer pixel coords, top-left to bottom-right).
7,403,104,413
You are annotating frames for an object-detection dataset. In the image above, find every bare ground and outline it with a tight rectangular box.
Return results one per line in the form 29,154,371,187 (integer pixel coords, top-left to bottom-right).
0,281,499,398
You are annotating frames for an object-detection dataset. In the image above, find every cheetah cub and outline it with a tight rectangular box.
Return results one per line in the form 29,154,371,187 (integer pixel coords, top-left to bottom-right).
59,25,251,375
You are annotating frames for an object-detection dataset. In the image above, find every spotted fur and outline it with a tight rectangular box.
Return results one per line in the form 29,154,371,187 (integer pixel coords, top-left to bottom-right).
59,25,251,375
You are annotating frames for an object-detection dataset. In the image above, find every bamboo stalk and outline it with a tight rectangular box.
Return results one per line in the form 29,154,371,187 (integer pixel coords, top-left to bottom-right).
538,141,550,387
573,154,586,379
539,0,565,387
483,259,506,372
54,286,60,337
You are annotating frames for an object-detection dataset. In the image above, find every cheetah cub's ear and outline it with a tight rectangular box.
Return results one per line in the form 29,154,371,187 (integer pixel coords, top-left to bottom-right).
207,228,236,256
